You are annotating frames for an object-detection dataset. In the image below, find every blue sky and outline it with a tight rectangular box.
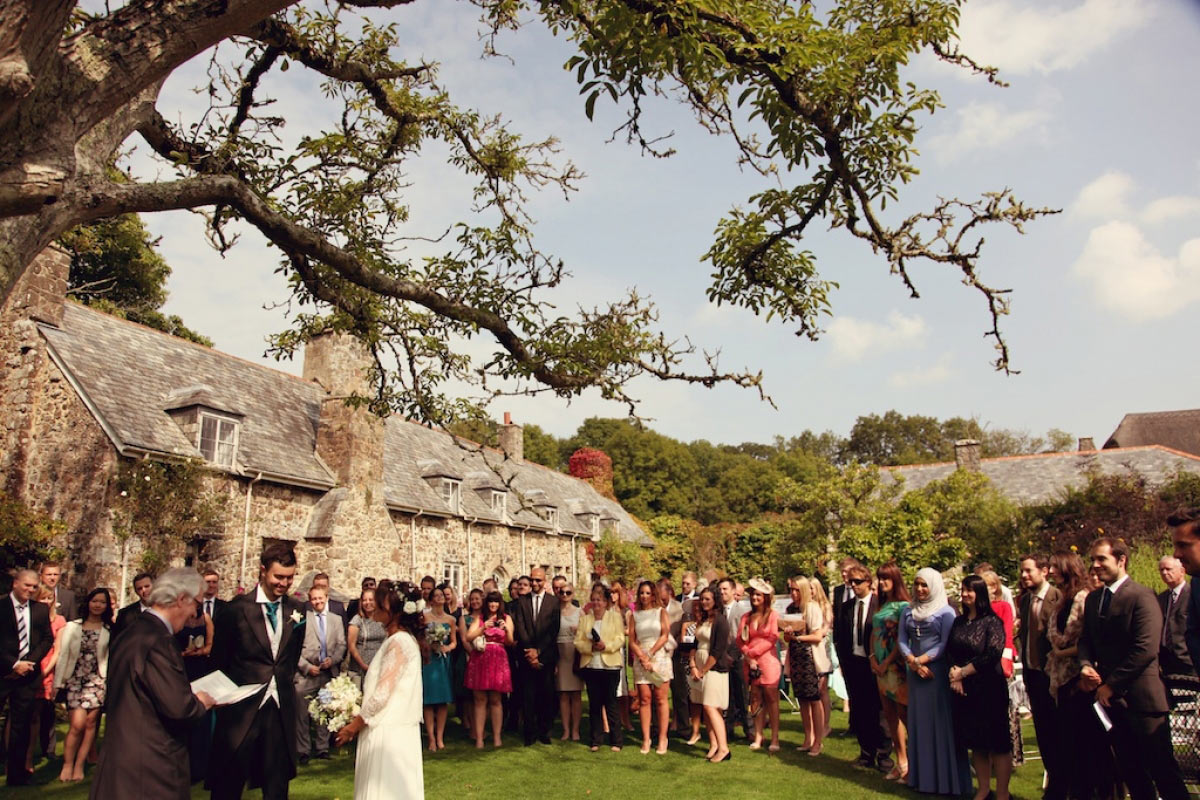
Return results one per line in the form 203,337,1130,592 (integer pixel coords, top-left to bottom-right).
132,0,1200,447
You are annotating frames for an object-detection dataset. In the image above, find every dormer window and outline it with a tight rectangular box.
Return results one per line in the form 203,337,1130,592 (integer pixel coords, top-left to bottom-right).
198,412,239,467
600,516,618,535
490,490,507,516
539,507,558,527
441,479,461,513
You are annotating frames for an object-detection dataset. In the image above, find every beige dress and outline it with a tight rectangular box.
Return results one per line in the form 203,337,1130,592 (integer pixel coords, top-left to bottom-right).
632,609,673,685
556,605,584,691
687,620,728,709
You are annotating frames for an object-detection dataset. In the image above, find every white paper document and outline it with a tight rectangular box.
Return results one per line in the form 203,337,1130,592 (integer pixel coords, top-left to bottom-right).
190,670,266,706
1092,700,1113,732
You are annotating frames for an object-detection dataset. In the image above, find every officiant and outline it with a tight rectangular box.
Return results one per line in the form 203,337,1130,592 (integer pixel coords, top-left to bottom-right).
89,568,215,800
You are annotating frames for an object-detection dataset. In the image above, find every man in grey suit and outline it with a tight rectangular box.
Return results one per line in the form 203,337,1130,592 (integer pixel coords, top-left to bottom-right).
294,584,346,763
1156,555,1194,679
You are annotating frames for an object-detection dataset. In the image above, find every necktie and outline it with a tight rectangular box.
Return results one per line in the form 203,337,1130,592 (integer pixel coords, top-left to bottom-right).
1162,590,1176,647
534,594,541,618
854,599,864,650
15,603,28,659
1099,587,1112,617
205,599,213,618
265,599,280,631
318,612,327,661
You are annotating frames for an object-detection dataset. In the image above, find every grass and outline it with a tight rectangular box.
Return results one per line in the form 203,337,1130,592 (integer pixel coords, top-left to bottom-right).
8,706,1050,799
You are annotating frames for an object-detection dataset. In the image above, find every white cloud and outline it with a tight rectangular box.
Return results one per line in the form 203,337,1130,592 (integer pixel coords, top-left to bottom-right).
826,311,927,363
928,100,1051,162
1070,171,1135,220
1070,221,1200,319
957,0,1150,75
888,356,954,389
1141,196,1200,225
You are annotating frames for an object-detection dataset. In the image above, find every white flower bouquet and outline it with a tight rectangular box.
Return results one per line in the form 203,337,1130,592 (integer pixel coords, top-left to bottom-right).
308,674,363,731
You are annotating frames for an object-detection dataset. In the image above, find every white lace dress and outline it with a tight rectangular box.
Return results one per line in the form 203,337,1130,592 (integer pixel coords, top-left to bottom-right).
355,631,424,800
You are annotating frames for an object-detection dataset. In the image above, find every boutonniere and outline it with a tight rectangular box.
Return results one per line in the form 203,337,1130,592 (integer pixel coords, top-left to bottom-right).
290,610,304,625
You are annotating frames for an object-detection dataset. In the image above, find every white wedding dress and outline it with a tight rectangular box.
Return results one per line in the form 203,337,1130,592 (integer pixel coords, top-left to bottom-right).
355,630,424,800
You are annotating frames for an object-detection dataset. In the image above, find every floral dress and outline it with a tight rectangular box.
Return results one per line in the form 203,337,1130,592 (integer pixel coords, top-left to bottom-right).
870,600,908,704
785,602,819,700
67,628,105,710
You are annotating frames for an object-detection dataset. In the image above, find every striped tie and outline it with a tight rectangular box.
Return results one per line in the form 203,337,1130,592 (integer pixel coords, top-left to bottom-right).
15,603,29,659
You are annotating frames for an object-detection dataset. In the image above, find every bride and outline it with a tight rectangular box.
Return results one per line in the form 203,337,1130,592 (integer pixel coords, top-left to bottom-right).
336,583,428,800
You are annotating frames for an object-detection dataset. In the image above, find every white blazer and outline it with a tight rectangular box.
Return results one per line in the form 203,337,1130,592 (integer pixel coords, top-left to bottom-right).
53,620,110,691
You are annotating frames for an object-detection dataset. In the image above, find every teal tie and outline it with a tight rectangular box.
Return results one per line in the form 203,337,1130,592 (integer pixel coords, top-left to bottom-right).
265,600,280,631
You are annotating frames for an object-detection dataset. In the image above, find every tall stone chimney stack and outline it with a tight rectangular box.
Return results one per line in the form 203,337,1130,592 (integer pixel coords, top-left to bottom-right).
302,332,383,490
3,245,68,327
1078,437,1095,452
498,411,524,463
954,439,982,472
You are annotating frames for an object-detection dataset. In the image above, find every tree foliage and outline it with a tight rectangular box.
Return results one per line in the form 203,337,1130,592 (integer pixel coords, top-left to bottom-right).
58,213,212,345
842,411,1076,466
0,492,66,576
1,0,1053,431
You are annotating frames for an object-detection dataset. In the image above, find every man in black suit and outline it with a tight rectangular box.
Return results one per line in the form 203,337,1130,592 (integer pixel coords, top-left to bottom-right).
38,561,76,621
835,565,890,770
1169,509,1200,670
111,571,155,641
513,567,559,745
1017,553,1065,800
1079,536,1188,800
1,569,53,785
1156,555,1194,679
208,544,304,800
89,568,215,799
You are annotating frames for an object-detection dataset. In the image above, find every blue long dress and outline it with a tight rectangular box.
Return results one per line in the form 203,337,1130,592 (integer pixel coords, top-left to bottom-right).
422,620,454,705
899,605,971,795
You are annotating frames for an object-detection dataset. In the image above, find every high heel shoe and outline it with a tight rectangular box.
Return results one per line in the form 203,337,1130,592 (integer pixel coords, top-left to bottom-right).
708,749,732,763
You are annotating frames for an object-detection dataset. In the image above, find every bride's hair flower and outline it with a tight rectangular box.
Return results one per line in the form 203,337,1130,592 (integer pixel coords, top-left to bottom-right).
415,599,426,613
403,600,417,614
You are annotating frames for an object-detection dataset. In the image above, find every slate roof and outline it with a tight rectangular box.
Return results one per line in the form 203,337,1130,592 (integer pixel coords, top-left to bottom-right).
39,303,650,546
883,445,1200,505
1105,409,1200,457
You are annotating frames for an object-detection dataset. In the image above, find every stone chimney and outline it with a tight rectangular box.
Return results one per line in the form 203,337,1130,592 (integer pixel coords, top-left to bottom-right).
954,439,981,472
498,411,523,463
302,332,383,491
2,245,68,327
1078,437,1095,452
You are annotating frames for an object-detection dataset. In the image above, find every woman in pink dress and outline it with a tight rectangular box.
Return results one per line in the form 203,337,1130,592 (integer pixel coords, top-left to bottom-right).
738,578,781,752
464,590,514,748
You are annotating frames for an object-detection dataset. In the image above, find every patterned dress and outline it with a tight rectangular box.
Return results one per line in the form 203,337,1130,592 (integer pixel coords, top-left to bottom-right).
870,600,908,704
66,628,105,710
465,620,512,692
785,602,819,700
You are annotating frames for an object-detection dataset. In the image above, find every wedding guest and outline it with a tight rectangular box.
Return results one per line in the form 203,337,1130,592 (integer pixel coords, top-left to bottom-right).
420,576,436,602
870,562,910,782
55,587,112,782
948,575,1011,800
2,569,53,786
900,568,970,795
1168,510,1200,669
346,576,376,621
716,578,750,742
831,557,862,732
657,578,686,734
27,583,66,771
609,580,633,731
421,584,457,752
810,577,838,736
1017,553,1066,800
1157,556,1193,678
514,568,559,746
110,572,153,642
348,588,387,687
978,570,1022,769
630,580,672,754
443,585,460,616
199,569,224,625
296,584,346,763
689,587,731,763
175,590,214,783
1079,537,1189,800
837,564,889,770
39,561,77,624
556,582,583,741
679,572,698,603
308,573,346,620
465,591,513,748
738,578,780,752
88,569,214,800
783,575,824,755
1046,551,1118,800
457,588,484,740
576,583,626,752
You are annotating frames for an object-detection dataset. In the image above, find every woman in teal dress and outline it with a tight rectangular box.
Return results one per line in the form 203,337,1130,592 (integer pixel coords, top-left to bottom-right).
422,584,457,752
870,561,911,782
899,567,970,796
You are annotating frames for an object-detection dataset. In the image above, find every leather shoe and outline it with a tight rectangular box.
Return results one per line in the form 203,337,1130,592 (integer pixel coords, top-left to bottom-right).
298,754,310,766
317,752,331,760
538,736,552,745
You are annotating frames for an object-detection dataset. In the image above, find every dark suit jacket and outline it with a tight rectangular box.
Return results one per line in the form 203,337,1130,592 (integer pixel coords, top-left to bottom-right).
1158,583,1194,676
514,592,560,667
88,612,207,800
1188,576,1200,672
1018,584,1061,671
834,593,878,663
208,593,305,776
54,586,78,623
0,595,53,678
111,601,145,643
1078,578,1168,715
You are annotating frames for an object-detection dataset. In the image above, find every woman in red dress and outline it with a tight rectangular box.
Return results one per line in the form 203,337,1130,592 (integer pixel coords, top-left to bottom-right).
464,591,514,749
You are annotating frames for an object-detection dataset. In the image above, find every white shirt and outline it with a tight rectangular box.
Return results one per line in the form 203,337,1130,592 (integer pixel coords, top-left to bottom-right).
147,608,175,635
851,595,869,658
531,591,547,618
255,587,283,708
10,594,31,660
1105,574,1130,595
1167,582,1185,604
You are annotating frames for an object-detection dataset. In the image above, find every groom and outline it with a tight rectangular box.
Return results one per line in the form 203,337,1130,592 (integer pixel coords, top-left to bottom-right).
208,544,304,800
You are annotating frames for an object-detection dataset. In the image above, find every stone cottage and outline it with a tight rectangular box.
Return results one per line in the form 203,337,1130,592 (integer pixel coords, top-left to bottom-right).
1,248,650,600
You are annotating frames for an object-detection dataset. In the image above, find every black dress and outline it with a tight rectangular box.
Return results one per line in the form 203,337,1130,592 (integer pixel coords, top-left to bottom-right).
785,602,820,701
946,612,1009,754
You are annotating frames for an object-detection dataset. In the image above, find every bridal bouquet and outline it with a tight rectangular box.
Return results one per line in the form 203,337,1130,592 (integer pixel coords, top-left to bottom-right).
309,674,363,731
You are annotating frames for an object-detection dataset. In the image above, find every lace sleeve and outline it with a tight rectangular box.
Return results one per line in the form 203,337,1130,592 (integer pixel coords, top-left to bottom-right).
360,635,411,725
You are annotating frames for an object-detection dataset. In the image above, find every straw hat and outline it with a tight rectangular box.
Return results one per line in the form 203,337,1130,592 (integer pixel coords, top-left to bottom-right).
748,577,774,595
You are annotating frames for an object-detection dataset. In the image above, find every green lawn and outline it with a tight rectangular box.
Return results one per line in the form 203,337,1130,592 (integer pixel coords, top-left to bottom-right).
9,707,1050,799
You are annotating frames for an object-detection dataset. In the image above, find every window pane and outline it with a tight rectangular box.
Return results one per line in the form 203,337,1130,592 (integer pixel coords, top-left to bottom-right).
199,416,218,461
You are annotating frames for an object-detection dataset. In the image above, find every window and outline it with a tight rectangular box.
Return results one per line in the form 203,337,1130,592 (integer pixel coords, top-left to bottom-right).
601,517,618,535
490,490,507,517
442,562,464,596
198,412,238,467
441,479,461,513
540,507,558,527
